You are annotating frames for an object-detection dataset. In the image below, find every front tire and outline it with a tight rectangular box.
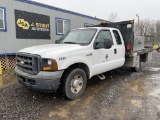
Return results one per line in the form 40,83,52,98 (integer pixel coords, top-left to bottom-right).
62,68,87,100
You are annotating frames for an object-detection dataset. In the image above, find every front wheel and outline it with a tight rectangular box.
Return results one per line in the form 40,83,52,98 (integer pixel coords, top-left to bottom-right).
61,68,87,100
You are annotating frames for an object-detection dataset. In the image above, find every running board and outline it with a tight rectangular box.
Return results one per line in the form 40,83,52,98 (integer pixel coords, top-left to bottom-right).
97,74,105,80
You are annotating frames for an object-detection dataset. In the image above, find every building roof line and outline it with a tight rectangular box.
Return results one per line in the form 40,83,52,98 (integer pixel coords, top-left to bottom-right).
16,0,105,21
0,53,16,56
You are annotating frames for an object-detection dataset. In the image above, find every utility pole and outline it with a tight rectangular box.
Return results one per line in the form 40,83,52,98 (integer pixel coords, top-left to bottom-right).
136,14,139,26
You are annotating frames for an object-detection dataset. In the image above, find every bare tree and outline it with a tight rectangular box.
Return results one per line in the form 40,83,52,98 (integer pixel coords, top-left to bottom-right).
108,12,118,22
134,18,159,45
150,20,156,36
134,19,156,36
155,21,160,43
135,20,146,36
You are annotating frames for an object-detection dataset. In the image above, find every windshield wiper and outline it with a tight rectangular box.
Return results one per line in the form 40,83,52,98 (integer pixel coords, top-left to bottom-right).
63,42,77,44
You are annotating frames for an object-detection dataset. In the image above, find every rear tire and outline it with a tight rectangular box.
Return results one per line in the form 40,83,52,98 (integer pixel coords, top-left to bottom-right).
61,68,87,100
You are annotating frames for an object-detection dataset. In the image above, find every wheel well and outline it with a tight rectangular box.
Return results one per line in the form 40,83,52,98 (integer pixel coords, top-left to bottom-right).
62,63,90,79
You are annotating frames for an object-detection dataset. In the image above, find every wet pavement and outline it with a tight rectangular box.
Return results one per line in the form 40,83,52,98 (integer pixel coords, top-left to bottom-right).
0,73,16,89
0,52,160,120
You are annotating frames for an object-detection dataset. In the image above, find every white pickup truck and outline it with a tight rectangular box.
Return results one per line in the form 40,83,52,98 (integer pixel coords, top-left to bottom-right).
15,20,153,99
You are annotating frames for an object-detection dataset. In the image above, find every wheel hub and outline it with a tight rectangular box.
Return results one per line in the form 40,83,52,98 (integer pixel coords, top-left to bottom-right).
71,75,83,93
73,80,80,88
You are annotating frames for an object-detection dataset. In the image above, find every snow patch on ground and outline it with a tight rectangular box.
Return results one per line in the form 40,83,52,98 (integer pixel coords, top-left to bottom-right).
149,89,160,98
157,105,160,110
131,72,143,77
151,74,160,80
144,67,160,72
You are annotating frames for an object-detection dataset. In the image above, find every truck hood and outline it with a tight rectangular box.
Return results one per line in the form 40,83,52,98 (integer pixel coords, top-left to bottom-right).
19,44,83,58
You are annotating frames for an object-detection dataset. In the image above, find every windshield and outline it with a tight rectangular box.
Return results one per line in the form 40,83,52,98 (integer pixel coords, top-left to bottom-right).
57,28,97,45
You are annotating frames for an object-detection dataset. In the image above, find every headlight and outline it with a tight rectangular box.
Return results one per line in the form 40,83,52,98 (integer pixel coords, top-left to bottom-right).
47,59,52,65
41,59,58,71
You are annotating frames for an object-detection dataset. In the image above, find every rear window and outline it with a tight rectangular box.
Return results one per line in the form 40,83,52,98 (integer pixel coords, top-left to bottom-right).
113,30,122,45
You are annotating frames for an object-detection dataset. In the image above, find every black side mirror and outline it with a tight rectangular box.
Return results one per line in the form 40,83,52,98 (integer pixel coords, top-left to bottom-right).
55,39,60,43
94,38,113,49
104,38,113,49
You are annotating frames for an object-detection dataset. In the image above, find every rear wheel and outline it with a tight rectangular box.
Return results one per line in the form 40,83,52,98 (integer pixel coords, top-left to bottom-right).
61,68,87,100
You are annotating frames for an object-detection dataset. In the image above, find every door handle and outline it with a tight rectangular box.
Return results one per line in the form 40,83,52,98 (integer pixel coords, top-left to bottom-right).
114,49,117,54
105,54,108,59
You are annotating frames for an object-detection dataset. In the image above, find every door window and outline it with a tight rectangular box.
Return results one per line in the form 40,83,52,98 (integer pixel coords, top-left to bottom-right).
95,30,113,48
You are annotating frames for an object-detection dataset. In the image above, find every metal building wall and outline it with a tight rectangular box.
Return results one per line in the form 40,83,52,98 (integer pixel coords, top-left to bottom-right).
0,0,102,55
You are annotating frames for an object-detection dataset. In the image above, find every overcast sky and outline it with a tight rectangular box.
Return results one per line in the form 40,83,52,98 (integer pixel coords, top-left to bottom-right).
33,0,160,21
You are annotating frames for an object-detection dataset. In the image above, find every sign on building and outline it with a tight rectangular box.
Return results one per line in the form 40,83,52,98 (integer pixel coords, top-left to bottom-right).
15,10,51,39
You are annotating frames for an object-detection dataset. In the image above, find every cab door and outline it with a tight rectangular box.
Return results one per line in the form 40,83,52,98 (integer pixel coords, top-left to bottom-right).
92,29,116,76
112,30,125,65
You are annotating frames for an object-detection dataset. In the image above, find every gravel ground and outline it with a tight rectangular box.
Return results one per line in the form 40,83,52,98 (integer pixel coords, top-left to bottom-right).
0,52,160,120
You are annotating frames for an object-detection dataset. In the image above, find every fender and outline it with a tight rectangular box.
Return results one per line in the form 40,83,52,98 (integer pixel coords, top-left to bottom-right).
59,56,93,78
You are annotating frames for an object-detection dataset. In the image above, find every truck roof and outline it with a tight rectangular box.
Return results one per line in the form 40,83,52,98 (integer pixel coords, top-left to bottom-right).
75,27,119,31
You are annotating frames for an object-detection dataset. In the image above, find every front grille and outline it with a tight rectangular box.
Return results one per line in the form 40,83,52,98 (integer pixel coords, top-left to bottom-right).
16,53,41,75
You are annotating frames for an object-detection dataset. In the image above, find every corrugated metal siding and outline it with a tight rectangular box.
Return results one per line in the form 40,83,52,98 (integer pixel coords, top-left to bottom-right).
0,0,101,55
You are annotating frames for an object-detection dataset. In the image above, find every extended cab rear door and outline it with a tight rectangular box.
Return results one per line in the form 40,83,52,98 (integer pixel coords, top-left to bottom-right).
112,29,125,62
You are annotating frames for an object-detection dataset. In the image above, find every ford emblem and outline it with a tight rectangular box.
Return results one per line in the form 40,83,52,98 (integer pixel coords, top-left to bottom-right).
20,61,25,65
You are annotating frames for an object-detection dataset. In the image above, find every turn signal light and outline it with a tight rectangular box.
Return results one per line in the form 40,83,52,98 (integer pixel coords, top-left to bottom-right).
42,66,53,71
53,59,58,71
101,20,106,24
